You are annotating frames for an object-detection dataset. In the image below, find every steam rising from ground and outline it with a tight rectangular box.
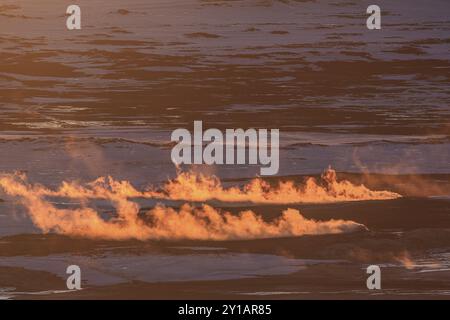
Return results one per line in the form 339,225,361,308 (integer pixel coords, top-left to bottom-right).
7,168,400,204
0,170,372,241
147,168,401,203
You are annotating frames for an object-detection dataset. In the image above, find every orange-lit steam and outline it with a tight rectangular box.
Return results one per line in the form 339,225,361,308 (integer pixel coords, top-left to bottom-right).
394,252,416,270
146,168,401,203
0,174,367,241
11,168,400,204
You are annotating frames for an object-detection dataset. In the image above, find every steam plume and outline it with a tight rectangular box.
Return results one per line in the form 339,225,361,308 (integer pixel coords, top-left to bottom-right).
146,167,401,203
0,174,367,241
9,167,401,204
